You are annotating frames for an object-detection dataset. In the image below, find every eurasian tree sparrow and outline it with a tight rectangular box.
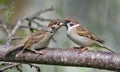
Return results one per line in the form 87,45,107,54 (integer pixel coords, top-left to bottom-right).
62,18,115,53
6,19,63,56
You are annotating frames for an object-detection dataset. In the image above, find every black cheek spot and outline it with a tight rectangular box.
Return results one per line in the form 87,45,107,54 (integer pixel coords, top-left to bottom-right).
51,26,55,29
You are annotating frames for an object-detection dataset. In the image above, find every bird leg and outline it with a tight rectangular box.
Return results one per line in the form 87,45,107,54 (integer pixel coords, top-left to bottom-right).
32,50,43,55
30,49,45,55
73,46,88,53
73,47,85,49
15,48,46,57
77,46,89,53
73,46,88,50
80,46,89,51
16,48,25,57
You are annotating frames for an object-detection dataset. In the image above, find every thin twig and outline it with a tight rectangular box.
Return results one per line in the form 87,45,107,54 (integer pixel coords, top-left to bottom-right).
33,17,53,21
20,25,38,30
1,24,10,35
0,62,13,65
33,6,54,17
51,37,57,43
6,17,26,45
28,64,41,72
32,20,45,27
25,6,54,21
0,63,21,71
24,6,54,29
16,65,22,72
11,37,23,40
27,18,34,33
0,20,10,35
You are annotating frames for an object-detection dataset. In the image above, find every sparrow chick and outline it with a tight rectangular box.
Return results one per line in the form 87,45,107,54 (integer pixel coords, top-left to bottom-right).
62,18,115,53
6,19,63,56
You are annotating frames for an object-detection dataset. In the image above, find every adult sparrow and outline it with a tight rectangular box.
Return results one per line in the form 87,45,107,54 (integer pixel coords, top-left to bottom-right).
62,18,115,53
6,19,63,56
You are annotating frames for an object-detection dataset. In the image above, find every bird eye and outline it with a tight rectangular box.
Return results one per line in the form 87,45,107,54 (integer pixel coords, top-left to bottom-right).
57,23,60,25
70,23,74,26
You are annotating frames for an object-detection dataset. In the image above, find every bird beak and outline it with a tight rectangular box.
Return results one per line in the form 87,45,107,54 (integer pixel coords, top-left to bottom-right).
59,20,67,26
59,22,64,26
56,22,63,28
51,22,63,30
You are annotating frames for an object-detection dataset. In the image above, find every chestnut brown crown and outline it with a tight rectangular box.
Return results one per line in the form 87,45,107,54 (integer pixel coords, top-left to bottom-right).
64,18,79,25
48,19,63,28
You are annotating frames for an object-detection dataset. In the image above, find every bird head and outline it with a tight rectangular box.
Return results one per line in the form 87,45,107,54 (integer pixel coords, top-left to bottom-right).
62,18,79,29
47,19,63,33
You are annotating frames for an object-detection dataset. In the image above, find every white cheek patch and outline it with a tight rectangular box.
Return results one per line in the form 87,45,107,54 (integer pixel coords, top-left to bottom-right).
67,22,72,27
67,24,80,30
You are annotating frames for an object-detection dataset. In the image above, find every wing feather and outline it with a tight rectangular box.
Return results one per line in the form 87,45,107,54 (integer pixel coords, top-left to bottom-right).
23,29,46,48
75,25,104,44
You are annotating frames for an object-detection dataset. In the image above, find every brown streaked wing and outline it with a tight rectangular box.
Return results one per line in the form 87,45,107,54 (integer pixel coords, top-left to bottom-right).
23,29,46,49
75,25,104,44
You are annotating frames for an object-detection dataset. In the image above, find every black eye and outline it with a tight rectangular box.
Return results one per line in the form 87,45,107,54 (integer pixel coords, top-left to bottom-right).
70,23,74,26
57,23,60,25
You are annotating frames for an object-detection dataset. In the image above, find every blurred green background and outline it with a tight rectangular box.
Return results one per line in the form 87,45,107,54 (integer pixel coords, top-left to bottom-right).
0,0,119,72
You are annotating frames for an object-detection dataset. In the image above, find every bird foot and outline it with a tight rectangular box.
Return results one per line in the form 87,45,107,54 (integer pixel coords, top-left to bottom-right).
81,47,88,51
72,46,88,53
35,51,44,55
35,50,47,57
78,47,89,53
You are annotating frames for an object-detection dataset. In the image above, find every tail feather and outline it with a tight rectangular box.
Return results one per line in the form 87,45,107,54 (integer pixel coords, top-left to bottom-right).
5,45,24,56
97,42,115,53
102,46,115,53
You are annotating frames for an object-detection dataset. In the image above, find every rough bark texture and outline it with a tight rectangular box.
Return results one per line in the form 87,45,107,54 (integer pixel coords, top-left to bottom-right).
0,45,120,71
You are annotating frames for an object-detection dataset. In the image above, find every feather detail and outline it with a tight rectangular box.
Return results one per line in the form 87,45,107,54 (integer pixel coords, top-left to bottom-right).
75,25,104,44
23,29,45,49
65,18,79,24
5,45,24,56
48,19,61,27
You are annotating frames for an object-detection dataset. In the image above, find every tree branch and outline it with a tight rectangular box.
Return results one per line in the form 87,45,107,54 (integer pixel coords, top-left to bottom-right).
0,45,119,71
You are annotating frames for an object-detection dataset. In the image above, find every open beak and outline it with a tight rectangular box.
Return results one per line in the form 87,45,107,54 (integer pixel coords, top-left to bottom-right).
59,22,64,26
57,22,63,29
59,20,67,26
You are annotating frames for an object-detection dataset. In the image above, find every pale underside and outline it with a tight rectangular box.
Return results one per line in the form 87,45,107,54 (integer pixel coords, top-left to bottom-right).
67,24,103,47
